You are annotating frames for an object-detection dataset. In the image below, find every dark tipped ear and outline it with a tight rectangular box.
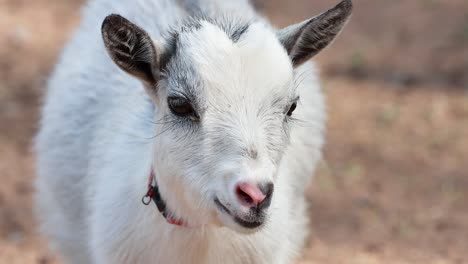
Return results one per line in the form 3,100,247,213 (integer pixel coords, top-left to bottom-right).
277,0,353,67
101,14,160,86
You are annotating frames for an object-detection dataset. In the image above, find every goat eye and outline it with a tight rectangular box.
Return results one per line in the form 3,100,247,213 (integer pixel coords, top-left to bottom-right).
167,97,197,118
287,102,297,116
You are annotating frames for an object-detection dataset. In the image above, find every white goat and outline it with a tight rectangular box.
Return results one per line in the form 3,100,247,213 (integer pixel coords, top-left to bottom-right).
35,0,352,263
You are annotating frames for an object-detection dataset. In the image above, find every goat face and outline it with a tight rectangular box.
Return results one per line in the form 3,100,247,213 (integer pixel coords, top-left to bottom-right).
101,0,352,232
154,20,295,231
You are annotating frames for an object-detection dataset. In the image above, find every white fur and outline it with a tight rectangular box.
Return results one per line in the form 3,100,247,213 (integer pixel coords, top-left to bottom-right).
35,0,325,263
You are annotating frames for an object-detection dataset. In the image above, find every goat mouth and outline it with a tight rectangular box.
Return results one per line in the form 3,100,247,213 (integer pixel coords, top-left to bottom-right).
214,197,265,229
214,197,232,215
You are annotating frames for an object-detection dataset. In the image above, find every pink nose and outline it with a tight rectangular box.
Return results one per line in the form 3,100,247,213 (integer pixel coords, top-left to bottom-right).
235,182,270,207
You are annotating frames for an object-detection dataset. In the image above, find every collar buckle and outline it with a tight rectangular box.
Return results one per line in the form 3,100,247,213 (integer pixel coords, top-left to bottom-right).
142,168,185,227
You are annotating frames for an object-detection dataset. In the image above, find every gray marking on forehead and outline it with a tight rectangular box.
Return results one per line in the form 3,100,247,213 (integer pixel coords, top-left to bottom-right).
212,15,252,43
180,17,204,32
161,15,252,73
179,15,252,42
227,22,250,42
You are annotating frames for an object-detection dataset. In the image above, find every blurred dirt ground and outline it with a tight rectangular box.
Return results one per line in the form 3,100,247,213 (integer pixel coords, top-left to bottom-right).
0,0,467,263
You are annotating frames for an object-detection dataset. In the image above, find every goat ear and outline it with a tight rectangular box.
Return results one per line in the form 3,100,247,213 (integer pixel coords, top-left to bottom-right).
277,0,353,67
102,14,160,86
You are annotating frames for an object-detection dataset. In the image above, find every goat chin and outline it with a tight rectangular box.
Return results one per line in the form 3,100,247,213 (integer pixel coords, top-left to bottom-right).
35,0,352,263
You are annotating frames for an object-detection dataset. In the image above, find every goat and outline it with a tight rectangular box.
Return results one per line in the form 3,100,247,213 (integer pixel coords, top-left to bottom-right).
35,0,352,263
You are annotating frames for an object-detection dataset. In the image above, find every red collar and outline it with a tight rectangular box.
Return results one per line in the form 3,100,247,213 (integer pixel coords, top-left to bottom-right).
141,169,185,226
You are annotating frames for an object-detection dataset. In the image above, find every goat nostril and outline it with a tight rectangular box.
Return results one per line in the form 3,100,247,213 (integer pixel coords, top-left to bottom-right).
257,182,274,210
235,182,267,207
236,187,254,205
259,182,274,197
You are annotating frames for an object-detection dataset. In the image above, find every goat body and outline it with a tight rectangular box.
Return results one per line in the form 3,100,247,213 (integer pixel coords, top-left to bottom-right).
35,0,352,263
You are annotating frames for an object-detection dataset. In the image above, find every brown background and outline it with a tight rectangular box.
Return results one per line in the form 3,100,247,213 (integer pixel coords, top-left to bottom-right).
1,0,467,263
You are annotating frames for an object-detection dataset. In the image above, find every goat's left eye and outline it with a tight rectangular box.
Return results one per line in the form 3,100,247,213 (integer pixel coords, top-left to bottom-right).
168,97,198,119
287,102,297,116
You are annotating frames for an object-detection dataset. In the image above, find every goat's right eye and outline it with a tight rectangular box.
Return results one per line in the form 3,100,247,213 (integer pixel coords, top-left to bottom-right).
167,97,198,119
